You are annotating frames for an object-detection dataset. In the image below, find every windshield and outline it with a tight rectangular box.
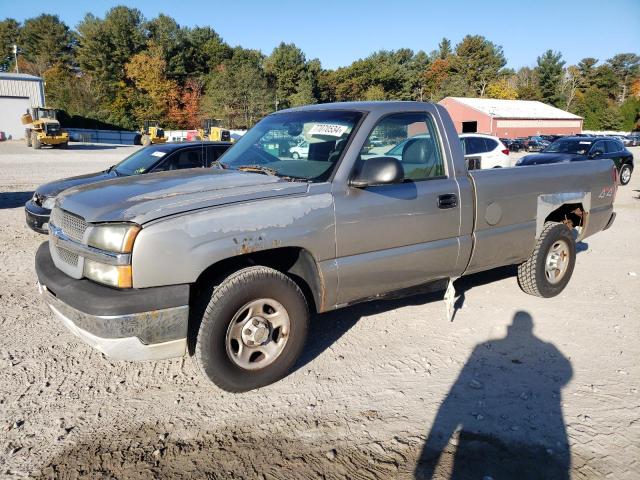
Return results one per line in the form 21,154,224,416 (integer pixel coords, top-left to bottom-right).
543,139,592,155
219,110,363,182
114,145,174,175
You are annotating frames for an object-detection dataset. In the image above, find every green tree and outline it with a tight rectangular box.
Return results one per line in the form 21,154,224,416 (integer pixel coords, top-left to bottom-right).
453,35,507,97
42,64,100,117
619,97,640,130
265,42,310,109
436,38,452,59
363,84,386,101
577,57,598,90
202,48,272,128
606,53,639,104
575,87,608,129
18,15,75,75
179,26,231,77
0,18,19,72
76,6,147,126
599,106,623,130
289,74,317,107
536,49,565,106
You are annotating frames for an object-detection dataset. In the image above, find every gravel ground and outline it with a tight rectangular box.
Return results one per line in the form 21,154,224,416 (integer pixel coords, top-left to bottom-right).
0,140,639,479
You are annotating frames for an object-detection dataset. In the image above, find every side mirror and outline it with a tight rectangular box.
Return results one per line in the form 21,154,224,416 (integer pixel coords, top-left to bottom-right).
590,150,603,158
350,156,404,188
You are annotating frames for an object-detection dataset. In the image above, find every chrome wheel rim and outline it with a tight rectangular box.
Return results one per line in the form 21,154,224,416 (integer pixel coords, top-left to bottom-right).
225,298,290,370
545,240,570,284
621,167,631,184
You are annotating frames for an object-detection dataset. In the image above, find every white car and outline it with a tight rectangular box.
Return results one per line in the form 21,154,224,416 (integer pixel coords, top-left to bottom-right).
459,133,511,169
289,141,309,159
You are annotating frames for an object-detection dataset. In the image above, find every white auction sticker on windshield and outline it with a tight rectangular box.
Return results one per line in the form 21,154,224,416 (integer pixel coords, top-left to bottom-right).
308,124,348,137
579,141,592,144
151,151,167,157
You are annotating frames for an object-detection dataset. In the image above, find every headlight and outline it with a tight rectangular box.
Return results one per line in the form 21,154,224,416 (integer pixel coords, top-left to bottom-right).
87,224,140,253
42,197,56,210
84,259,132,288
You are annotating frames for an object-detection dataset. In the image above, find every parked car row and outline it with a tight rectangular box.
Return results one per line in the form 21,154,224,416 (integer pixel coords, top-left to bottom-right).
516,136,635,185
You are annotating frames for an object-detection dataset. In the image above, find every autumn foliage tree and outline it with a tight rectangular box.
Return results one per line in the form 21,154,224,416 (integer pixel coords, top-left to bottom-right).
124,47,178,128
167,78,203,129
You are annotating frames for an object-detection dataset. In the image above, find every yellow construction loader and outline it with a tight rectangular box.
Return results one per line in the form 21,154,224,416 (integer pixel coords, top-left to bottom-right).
21,108,69,149
139,120,167,146
198,119,231,142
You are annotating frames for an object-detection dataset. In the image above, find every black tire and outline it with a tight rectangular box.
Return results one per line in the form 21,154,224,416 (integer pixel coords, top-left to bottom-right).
25,130,32,147
32,133,41,150
292,152,300,159
142,134,151,146
517,221,576,298
195,266,309,392
619,164,632,186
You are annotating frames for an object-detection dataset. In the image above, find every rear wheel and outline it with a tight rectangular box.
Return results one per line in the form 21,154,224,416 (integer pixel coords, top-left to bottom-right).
619,164,632,186
517,221,576,298
195,266,309,392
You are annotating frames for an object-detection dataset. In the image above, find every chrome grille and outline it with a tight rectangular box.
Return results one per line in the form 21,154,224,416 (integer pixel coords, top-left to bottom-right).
55,246,79,267
50,207,88,243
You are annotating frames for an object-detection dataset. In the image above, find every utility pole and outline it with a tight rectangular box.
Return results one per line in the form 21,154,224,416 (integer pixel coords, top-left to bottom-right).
13,45,19,74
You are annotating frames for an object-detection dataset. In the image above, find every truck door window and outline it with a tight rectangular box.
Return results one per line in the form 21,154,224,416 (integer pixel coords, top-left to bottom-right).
361,112,445,181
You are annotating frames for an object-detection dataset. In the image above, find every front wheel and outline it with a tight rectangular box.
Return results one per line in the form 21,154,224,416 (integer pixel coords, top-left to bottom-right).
292,152,300,159
619,164,632,186
195,266,309,392
141,134,151,146
517,221,576,298
32,133,41,150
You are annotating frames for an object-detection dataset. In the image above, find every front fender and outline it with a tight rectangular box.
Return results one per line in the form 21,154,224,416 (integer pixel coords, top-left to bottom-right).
131,192,336,290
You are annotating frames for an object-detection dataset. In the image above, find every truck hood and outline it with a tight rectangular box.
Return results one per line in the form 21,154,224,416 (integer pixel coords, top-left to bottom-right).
57,168,309,224
36,170,118,198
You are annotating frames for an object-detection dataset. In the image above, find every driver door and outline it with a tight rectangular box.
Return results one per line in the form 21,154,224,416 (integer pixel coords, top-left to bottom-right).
333,112,463,305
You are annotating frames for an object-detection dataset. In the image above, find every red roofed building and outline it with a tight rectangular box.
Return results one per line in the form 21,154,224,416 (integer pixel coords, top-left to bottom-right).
439,97,583,138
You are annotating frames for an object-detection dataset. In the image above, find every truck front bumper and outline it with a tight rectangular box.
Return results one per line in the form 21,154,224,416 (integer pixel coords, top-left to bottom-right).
35,242,190,361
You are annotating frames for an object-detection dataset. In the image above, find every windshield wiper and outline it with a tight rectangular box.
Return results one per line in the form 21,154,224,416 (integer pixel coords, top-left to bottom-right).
236,165,280,176
235,165,309,182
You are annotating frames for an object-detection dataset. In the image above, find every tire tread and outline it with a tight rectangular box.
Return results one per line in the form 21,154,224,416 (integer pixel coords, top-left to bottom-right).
194,266,308,392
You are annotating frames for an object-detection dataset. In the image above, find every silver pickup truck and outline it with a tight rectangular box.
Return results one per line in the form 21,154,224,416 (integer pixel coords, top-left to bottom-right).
35,102,617,392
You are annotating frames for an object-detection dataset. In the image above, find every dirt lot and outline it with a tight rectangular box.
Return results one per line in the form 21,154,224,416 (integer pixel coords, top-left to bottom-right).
0,140,639,479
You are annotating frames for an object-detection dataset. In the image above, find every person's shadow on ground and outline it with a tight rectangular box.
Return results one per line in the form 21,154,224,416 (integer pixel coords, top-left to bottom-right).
415,311,573,480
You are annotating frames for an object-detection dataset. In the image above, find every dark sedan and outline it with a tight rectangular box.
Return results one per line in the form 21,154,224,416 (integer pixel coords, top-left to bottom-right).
515,136,634,185
25,141,232,233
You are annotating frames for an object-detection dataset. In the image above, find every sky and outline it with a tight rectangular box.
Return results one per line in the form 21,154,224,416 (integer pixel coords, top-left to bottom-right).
1,0,639,70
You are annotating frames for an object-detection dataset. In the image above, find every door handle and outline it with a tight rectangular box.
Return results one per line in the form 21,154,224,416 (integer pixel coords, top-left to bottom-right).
438,193,458,209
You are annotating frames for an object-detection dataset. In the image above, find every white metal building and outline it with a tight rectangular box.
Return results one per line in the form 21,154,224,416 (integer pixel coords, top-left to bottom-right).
439,97,583,138
0,73,45,140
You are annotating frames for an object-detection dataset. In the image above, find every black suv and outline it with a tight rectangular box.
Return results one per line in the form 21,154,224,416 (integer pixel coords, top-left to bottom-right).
25,141,232,233
516,136,634,185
